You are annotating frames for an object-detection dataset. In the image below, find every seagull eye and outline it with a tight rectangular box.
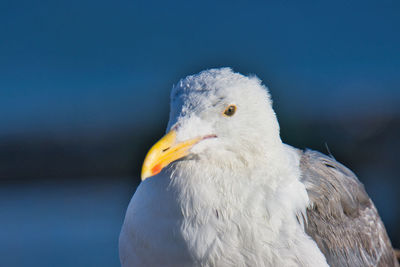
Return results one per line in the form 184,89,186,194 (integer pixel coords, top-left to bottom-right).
223,105,236,117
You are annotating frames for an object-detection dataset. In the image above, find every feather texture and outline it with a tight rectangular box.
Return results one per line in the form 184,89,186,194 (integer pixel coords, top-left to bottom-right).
300,149,399,267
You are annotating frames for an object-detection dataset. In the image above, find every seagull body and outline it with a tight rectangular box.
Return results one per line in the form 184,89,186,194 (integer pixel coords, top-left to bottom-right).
119,68,398,266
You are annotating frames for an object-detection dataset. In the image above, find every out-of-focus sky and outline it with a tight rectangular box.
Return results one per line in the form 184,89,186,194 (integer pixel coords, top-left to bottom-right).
1,0,399,137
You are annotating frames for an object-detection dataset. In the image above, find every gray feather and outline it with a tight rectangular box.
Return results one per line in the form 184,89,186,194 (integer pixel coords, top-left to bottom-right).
299,149,399,267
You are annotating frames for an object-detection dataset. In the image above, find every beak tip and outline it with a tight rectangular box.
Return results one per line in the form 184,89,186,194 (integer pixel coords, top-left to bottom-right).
140,170,151,181
141,163,162,181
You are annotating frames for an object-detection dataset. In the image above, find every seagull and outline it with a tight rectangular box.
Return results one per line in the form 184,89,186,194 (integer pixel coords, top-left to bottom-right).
119,68,399,266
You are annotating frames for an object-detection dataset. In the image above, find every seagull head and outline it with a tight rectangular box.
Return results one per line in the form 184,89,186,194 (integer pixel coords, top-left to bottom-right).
141,68,283,180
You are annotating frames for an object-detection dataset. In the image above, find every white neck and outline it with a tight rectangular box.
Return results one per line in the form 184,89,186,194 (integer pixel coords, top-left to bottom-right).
162,143,328,266
120,144,328,266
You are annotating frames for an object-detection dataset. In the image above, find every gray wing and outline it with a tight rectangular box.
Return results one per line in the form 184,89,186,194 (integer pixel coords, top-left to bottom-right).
299,149,399,267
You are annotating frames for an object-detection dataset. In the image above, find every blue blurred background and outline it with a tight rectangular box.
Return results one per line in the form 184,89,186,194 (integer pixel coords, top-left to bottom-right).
1,0,399,266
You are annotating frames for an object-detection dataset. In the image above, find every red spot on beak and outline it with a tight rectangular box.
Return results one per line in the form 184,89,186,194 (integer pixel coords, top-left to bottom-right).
151,164,162,175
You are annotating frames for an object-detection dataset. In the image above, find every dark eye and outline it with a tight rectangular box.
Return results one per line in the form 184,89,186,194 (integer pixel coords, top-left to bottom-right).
223,105,236,117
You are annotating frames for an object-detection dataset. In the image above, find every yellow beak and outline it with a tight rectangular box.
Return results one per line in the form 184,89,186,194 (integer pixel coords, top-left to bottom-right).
141,130,205,181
